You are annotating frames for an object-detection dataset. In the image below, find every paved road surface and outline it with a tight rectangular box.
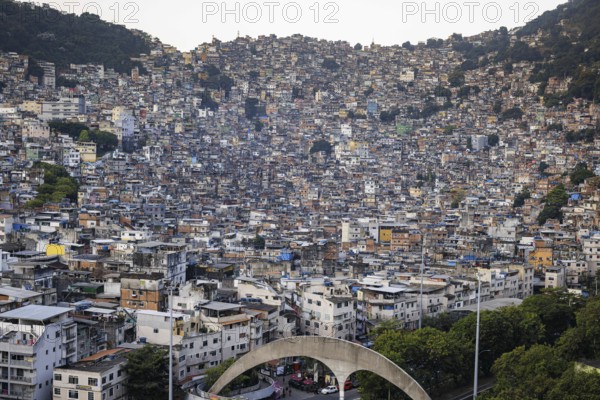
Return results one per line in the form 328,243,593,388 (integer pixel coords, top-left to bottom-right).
278,387,360,400
303,389,361,400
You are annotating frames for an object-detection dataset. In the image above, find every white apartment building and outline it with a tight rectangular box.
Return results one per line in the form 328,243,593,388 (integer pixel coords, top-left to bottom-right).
39,97,86,121
136,303,254,382
563,259,589,287
235,277,283,307
583,233,600,277
22,119,50,140
0,305,77,400
63,148,81,168
53,349,128,400
545,267,567,289
0,214,13,244
299,286,355,341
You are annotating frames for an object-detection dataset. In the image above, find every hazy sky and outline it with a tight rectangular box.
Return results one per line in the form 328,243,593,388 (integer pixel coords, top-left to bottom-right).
20,0,566,50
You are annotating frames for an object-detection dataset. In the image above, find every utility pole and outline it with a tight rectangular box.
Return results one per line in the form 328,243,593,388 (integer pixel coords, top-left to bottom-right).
168,283,173,400
419,234,426,329
473,273,482,399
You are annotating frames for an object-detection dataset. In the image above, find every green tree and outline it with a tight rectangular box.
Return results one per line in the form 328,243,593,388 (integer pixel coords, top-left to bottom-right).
444,125,456,134
359,328,470,399
322,58,340,71
448,68,465,87
402,41,415,51
123,345,169,400
92,130,119,156
487,134,499,147
204,358,235,391
449,307,544,376
521,289,581,344
557,297,600,360
489,345,568,400
310,139,332,155
513,188,531,208
493,100,503,114
547,363,600,400
501,107,524,120
252,235,266,250
422,312,459,332
78,130,91,142
570,162,595,185
538,184,569,225
539,161,550,176
244,97,259,119
354,43,363,50
204,359,257,396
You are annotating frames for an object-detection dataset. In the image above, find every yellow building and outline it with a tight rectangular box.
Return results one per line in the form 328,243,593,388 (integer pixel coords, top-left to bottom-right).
529,239,553,268
75,141,97,162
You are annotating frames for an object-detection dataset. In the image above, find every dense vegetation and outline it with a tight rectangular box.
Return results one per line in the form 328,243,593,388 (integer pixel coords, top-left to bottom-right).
200,64,234,97
0,0,150,73
49,121,118,156
537,184,569,225
358,289,596,400
450,0,600,101
123,345,169,400
203,358,259,396
25,162,78,208
310,139,333,155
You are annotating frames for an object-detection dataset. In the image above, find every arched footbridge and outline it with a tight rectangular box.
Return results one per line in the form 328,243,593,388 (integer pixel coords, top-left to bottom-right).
209,336,431,400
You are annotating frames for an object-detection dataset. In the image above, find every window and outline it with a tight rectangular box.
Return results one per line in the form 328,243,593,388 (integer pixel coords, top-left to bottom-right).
54,388,61,395
117,370,122,377
68,376,79,384
88,393,94,400
88,378,98,386
54,374,62,381
109,388,113,396
153,328,159,334
109,373,114,381
69,390,79,399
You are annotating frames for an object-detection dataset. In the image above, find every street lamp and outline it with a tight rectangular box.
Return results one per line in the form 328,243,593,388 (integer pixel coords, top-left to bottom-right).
419,234,426,329
166,281,174,400
473,272,482,399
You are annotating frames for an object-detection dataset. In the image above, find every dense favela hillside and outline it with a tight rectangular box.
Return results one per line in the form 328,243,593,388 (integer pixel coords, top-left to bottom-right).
452,0,600,102
0,0,150,73
1,1,600,400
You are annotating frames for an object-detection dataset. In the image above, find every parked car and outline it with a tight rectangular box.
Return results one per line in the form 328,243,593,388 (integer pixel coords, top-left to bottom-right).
321,385,339,394
344,380,353,390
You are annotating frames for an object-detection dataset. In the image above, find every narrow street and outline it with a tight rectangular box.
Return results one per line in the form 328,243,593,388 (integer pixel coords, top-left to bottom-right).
272,375,361,400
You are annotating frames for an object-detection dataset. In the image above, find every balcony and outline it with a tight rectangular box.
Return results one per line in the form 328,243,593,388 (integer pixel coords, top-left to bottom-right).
0,374,34,383
0,358,34,368
0,390,27,398
62,345,76,358
62,333,76,343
